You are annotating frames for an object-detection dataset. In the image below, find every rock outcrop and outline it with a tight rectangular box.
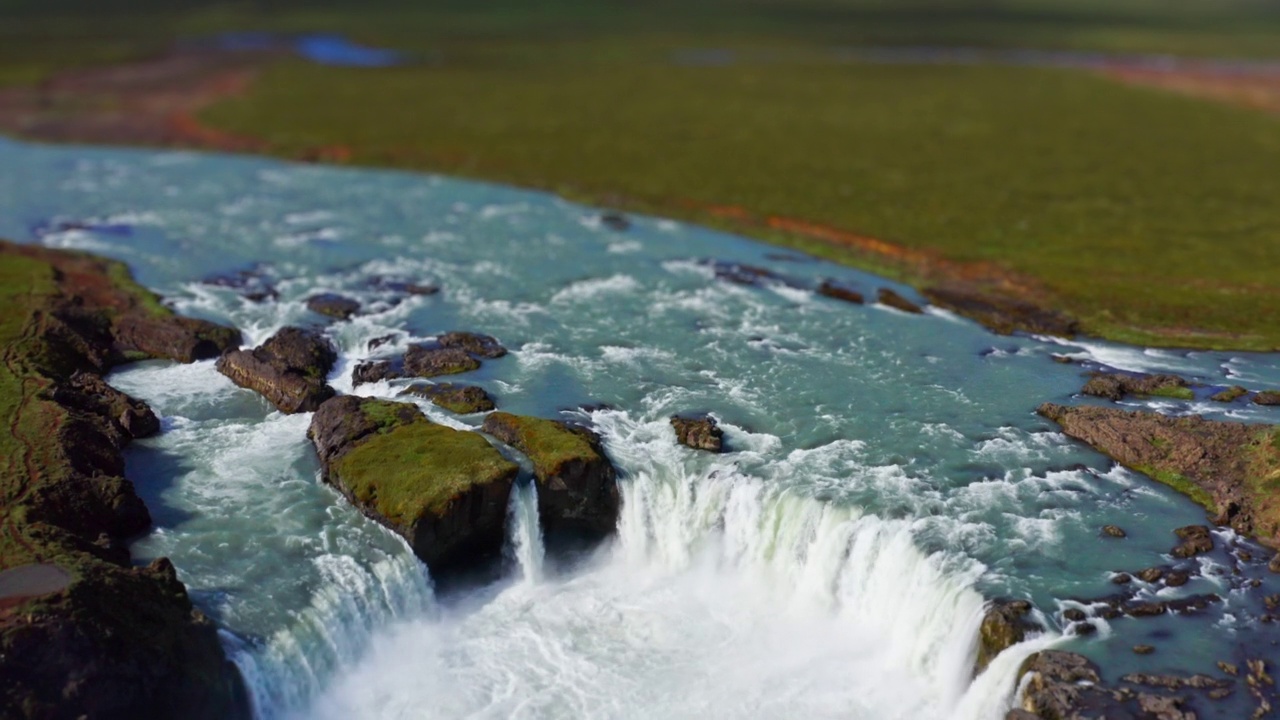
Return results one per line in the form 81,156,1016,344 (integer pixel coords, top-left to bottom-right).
482,412,620,538
216,327,337,413
400,383,496,414
1081,372,1193,401
1257,390,1280,406
306,292,361,319
974,599,1042,676
816,279,864,304
436,331,507,358
0,241,248,720
1212,385,1248,403
670,414,725,452
308,396,519,574
404,345,481,377
1038,403,1280,548
351,331,506,386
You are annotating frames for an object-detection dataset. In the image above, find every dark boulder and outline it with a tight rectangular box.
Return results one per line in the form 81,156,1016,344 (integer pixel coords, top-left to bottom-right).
974,598,1042,676
876,288,924,314
1102,524,1127,538
482,411,620,538
436,331,507,358
308,396,519,574
400,383,496,414
709,261,786,287
1256,390,1280,406
816,280,864,304
216,327,337,413
113,315,241,363
670,414,725,453
371,276,439,296
404,345,481,377
600,211,631,232
306,292,361,320
352,360,400,386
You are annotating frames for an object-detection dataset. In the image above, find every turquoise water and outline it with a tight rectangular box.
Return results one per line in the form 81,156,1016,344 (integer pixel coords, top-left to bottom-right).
2,138,1278,719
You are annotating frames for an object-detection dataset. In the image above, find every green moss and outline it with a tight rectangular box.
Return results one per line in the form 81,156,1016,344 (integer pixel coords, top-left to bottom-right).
1147,386,1195,401
332,420,517,525
1211,386,1248,403
485,412,596,478
1133,464,1218,514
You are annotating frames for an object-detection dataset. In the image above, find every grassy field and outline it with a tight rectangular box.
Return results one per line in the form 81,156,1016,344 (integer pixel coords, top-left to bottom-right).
4,0,1280,348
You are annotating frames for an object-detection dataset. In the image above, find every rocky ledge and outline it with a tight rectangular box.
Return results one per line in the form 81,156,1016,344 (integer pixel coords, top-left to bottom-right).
1081,372,1194,401
0,241,247,719
1037,403,1280,554
400,383,497,414
217,326,337,413
482,412,620,539
308,396,519,574
352,331,506,386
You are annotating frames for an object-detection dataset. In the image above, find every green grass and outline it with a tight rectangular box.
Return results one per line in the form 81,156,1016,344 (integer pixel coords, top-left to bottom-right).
202,56,1280,349
1134,463,1218,513
333,419,517,525
1147,386,1196,401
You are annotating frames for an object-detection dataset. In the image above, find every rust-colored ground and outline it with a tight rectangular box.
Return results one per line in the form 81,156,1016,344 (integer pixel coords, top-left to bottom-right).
1104,67,1280,117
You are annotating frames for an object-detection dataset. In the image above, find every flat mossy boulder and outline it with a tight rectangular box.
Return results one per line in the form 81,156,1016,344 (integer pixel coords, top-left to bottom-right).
481,412,619,538
1039,403,1280,549
1082,372,1194,401
403,345,480,377
308,396,518,574
1212,385,1249,403
400,383,496,414
216,327,337,413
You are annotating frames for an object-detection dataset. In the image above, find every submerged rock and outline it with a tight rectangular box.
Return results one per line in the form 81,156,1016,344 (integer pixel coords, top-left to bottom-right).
400,383,496,414
308,396,519,574
1172,525,1215,558
1212,385,1249,403
670,414,725,452
482,412,620,538
306,292,361,319
216,327,337,413
974,599,1042,676
600,211,631,232
816,279,864,304
1082,372,1193,401
876,287,924,314
1037,403,1280,549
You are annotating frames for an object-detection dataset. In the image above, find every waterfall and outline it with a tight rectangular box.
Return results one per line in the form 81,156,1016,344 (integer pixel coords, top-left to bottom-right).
506,481,546,585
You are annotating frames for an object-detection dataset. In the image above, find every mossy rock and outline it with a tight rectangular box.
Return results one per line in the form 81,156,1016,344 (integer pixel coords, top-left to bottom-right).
1212,385,1248,403
482,412,619,538
400,383,496,414
973,598,1042,677
309,396,518,573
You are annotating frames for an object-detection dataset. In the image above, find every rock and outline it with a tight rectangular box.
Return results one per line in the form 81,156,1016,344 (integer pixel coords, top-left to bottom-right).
1255,391,1280,406
816,279,864,304
112,314,241,363
876,287,924,314
1113,572,1133,584
308,396,519,574
1005,711,1039,720
352,360,399,386
404,345,481,377
436,331,507,358
400,383,496,414
1127,601,1168,617
1037,403,1280,549
216,327,337,413
974,599,1042,676
1164,570,1191,587
1081,372,1193,402
1212,385,1249,403
1137,693,1195,720
1135,645,1156,655
306,292,361,319
710,261,786,287
1271,553,1280,573
670,414,725,452
1102,524,1128,538
1050,354,1075,364
600,211,631,231
1062,608,1087,622
1137,566,1165,583
1220,662,1240,676
367,333,398,351
53,370,160,443
1172,525,1215,558
370,276,439,296
1017,651,1108,718
202,265,278,302
482,412,620,538
921,284,1078,336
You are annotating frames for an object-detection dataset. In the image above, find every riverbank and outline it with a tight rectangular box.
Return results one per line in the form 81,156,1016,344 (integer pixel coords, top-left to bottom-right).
3,1,1280,351
0,241,246,718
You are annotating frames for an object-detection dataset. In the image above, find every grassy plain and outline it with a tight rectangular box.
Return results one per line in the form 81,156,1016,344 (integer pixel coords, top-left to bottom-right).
3,0,1280,348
